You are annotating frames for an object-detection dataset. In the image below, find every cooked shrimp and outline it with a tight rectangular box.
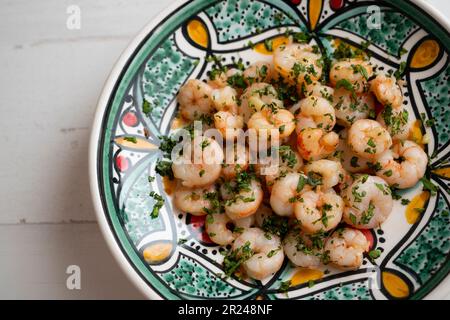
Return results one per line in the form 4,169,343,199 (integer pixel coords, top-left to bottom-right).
207,68,241,89
302,81,335,101
347,119,392,159
334,129,370,173
214,111,244,141
243,61,273,85
224,179,264,220
205,213,235,245
211,86,239,114
259,145,303,188
270,172,311,217
233,214,255,229
297,128,339,161
273,43,322,86
294,96,336,132
304,159,345,189
178,79,214,120
205,212,254,246
324,228,369,270
222,145,248,180
248,107,296,140
239,83,278,122
343,175,393,229
254,204,275,228
232,228,284,280
283,230,324,268
370,74,403,109
294,189,344,233
376,140,428,189
330,59,373,94
174,184,216,216
333,88,376,127
172,136,224,187
377,105,412,141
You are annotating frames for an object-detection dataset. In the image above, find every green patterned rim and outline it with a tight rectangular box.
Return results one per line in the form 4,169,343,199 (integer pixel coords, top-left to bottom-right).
90,0,450,300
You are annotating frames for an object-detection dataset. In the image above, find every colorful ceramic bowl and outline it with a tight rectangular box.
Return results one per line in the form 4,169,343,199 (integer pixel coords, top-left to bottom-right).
90,0,450,300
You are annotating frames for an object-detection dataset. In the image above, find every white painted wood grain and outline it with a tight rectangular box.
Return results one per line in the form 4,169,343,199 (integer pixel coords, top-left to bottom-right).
0,223,144,299
0,0,448,299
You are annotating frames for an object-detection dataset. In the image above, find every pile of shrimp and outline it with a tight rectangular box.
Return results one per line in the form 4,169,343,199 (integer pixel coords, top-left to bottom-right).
167,38,428,281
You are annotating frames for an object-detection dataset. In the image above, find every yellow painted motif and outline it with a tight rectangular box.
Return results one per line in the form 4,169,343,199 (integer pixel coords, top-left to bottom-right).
382,271,410,298
254,36,290,55
143,242,173,263
187,19,208,48
433,167,450,179
308,0,323,30
115,137,158,151
409,120,424,148
291,268,323,286
405,191,430,224
411,40,440,69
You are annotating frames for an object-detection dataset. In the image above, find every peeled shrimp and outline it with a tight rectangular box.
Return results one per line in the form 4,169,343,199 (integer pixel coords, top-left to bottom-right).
370,74,403,109
259,145,303,188
377,105,412,141
304,159,345,189
211,86,239,114
333,88,376,127
205,213,235,245
207,68,241,89
178,79,214,120
302,81,335,101
324,228,369,270
239,83,278,122
294,96,336,132
174,184,216,216
347,119,392,159
248,107,295,140
297,128,339,161
283,230,324,268
294,189,344,233
334,129,370,173
343,175,393,229
232,228,284,280
330,59,373,93
270,172,310,217
224,179,264,220
243,61,273,85
221,144,248,180
172,136,224,187
273,43,322,86
214,111,244,141
376,140,428,189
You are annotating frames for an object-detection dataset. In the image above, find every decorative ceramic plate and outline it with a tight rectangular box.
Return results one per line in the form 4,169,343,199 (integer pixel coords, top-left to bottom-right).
90,0,450,300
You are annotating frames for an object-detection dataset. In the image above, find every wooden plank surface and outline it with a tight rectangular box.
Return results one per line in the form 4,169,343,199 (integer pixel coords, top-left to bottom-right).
0,0,448,299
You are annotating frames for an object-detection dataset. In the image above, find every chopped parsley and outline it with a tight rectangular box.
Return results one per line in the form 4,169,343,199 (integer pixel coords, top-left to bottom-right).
149,191,164,219
420,177,438,196
262,215,289,238
368,249,381,260
155,160,174,180
279,280,291,293
350,156,359,168
124,136,137,144
401,198,410,206
264,38,274,52
394,62,406,80
142,99,152,115
223,241,254,278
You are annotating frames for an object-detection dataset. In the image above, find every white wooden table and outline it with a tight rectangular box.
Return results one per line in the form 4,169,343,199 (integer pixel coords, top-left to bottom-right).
0,0,448,299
